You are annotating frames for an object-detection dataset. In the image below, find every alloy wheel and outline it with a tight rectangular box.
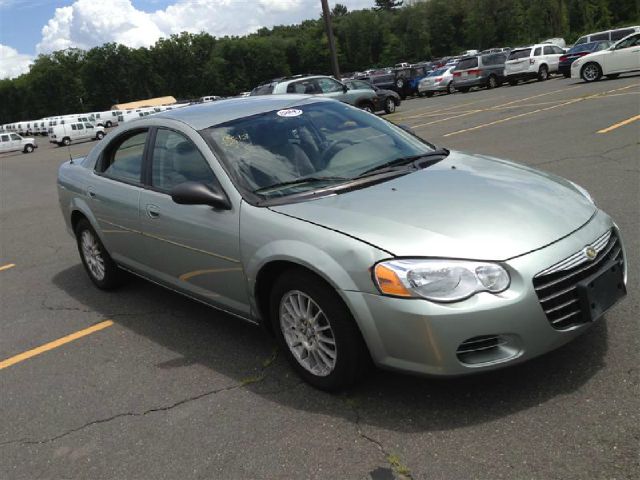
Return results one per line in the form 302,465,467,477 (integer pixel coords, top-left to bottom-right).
583,64,600,82
81,230,106,281
279,290,337,377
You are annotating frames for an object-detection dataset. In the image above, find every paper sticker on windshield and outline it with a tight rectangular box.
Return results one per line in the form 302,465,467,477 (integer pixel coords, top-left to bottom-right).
277,108,303,118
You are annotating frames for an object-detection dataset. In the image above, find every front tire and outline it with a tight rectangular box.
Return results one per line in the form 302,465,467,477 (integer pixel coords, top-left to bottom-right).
75,219,122,290
270,269,369,391
23,144,34,153
359,102,375,114
384,97,396,114
96,131,105,140
447,82,455,94
105,121,112,128
581,62,602,82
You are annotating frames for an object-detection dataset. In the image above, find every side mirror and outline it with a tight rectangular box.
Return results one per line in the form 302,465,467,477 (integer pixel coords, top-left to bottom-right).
170,182,231,210
342,84,348,93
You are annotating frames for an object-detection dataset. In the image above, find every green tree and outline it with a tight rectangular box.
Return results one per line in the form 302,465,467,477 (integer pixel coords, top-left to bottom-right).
375,0,403,12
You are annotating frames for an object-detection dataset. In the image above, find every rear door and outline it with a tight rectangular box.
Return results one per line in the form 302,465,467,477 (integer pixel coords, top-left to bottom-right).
138,127,249,315
543,45,562,71
89,129,149,266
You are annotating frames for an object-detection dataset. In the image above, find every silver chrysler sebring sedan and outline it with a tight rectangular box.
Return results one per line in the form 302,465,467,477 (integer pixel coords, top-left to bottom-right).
58,96,627,390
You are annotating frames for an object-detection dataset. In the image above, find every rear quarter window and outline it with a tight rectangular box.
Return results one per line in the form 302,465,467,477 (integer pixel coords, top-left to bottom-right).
508,49,531,60
591,32,610,41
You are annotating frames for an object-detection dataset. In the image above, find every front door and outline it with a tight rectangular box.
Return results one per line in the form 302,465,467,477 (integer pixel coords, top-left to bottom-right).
138,128,249,316
607,34,640,72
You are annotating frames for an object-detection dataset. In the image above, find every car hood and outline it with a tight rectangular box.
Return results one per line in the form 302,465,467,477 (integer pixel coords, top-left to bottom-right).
270,151,596,260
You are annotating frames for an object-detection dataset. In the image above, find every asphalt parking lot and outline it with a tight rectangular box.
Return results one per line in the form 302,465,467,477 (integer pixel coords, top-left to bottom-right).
1,75,638,479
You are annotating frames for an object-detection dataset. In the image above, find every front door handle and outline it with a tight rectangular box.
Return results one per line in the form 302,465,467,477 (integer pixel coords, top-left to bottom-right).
146,204,160,218
87,187,96,198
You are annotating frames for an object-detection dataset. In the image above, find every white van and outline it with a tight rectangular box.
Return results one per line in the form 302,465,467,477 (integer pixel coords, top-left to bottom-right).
90,110,121,128
574,26,640,46
49,122,105,146
0,132,37,154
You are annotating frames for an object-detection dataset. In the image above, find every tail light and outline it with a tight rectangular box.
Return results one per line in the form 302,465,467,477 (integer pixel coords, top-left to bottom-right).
435,77,443,82
559,55,567,62
468,69,480,76
453,71,461,77
529,58,535,64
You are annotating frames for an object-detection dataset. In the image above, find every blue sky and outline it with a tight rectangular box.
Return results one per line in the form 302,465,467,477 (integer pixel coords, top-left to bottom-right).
0,1,374,79
0,0,173,55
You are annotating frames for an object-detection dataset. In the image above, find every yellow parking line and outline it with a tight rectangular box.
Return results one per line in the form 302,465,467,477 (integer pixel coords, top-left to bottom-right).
597,114,640,134
0,263,16,272
0,320,114,371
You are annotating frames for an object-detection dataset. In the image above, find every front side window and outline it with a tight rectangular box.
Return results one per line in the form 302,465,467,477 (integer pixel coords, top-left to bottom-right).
76,124,84,130
544,46,555,55
202,101,437,201
99,131,147,184
317,78,344,94
287,80,320,94
151,129,216,192
85,124,94,129
591,32,610,41
10,134,20,140
611,29,635,41
616,34,640,49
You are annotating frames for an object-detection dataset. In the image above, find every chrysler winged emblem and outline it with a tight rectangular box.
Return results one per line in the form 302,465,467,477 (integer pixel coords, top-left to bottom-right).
585,246,597,261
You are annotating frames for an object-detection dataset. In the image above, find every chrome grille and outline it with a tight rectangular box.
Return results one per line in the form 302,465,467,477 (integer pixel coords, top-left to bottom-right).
533,230,623,330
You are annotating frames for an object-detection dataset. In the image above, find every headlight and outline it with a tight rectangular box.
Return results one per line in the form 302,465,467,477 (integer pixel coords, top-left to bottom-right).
374,259,510,302
568,180,594,204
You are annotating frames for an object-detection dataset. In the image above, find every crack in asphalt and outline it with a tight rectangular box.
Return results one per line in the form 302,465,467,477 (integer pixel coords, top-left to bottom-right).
0,349,279,448
533,142,638,170
346,399,414,480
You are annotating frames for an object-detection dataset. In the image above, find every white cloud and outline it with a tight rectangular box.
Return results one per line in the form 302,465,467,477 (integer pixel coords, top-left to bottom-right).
0,44,33,79
36,0,374,54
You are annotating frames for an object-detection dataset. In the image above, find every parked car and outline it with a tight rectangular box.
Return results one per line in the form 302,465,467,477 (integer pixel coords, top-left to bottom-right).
574,26,640,46
571,32,640,82
58,96,627,390
200,96,221,103
250,75,379,112
452,53,507,92
0,132,37,154
49,122,105,146
392,64,431,98
558,41,613,77
343,79,401,114
504,44,564,84
418,67,456,96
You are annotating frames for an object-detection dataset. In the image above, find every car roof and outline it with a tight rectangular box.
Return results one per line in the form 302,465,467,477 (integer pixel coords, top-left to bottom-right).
154,95,331,130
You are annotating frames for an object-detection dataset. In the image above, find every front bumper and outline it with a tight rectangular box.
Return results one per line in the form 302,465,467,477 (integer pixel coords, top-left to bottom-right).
342,210,625,376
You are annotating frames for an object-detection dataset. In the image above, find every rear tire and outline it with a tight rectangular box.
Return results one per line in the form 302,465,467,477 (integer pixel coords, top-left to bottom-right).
74,219,123,290
537,65,549,81
270,269,369,391
486,75,498,89
105,121,112,128
23,144,34,153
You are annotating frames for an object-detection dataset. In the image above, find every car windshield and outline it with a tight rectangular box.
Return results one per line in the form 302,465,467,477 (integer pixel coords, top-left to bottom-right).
508,48,531,60
202,101,438,201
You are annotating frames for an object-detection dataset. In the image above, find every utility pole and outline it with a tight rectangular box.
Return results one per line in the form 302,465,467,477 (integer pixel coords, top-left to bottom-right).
320,0,340,79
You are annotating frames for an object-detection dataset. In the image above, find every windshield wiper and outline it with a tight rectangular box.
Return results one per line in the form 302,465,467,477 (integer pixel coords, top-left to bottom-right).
357,148,449,178
254,176,350,194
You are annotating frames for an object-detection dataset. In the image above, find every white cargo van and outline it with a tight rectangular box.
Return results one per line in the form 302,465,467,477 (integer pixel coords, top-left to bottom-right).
49,122,105,146
0,132,37,154
90,110,121,128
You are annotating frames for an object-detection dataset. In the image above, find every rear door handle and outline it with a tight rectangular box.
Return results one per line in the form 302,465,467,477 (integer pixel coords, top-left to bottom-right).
146,204,160,218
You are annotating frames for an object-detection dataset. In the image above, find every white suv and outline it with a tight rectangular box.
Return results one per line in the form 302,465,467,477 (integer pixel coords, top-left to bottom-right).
0,132,37,154
504,44,564,84
571,32,640,82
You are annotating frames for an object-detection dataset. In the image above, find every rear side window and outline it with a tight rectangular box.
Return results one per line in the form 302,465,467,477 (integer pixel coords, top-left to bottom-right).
575,36,587,45
534,47,542,56
151,129,216,192
99,131,148,184
611,28,635,41
287,79,321,94
508,49,531,60
456,57,478,70
543,46,555,55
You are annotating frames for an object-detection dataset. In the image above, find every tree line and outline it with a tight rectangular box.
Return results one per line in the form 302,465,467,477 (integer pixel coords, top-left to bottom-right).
1,0,637,123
